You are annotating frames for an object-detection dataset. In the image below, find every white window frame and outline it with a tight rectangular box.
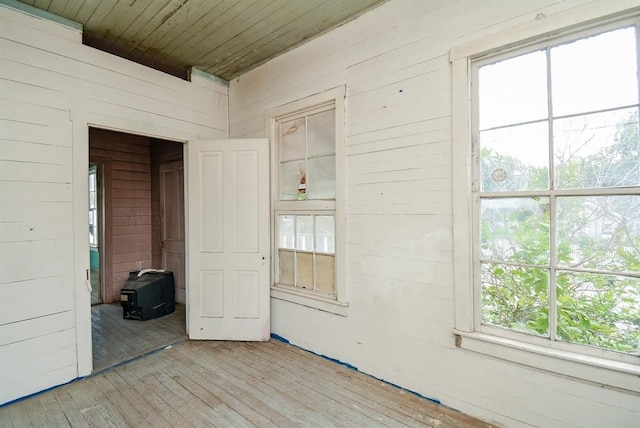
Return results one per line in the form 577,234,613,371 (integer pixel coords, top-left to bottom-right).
266,86,348,316
451,5,640,394
88,164,99,247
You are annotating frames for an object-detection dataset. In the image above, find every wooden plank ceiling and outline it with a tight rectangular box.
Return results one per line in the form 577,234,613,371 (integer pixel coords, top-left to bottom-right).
18,0,387,80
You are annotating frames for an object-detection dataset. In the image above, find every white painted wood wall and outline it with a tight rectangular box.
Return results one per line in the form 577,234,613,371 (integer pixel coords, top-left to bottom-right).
0,4,227,405
229,1,640,426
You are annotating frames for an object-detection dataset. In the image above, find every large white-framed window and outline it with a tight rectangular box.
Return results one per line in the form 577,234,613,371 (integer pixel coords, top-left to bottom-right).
266,86,348,315
452,8,640,393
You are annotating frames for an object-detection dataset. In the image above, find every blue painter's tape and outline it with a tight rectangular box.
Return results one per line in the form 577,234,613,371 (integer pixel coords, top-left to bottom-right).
269,333,450,409
0,339,187,409
270,333,290,344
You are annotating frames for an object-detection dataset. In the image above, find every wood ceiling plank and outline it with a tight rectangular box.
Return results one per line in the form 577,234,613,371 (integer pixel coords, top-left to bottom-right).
136,0,211,53
205,0,335,77
17,0,387,81
112,0,184,56
73,0,101,22
60,0,85,21
212,0,383,78
162,0,255,57
95,0,156,46
189,0,316,75
84,0,118,31
47,1,67,16
158,0,242,63
32,0,50,9
180,0,276,64
188,0,289,62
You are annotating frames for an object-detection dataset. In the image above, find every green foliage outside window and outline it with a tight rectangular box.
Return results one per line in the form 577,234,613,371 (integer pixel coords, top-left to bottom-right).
480,114,640,354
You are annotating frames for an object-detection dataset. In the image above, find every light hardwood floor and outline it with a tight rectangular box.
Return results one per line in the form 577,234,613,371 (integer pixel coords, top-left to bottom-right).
1,306,494,427
92,303,187,372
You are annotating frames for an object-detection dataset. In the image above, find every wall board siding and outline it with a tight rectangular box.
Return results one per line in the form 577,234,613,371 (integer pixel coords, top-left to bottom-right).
90,128,153,303
0,3,227,405
229,0,640,426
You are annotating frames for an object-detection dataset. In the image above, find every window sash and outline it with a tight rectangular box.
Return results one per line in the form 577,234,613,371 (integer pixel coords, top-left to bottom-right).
267,86,347,312
472,21,640,355
275,211,336,296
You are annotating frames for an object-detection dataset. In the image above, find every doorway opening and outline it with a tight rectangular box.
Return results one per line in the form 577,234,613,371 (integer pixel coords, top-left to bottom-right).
88,127,187,372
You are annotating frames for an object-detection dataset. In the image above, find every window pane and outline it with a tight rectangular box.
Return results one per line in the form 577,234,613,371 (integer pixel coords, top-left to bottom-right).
296,215,314,251
479,50,548,130
556,271,640,353
280,160,305,200
316,254,335,294
554,107,640,189
480,198,550,265
551,27,638,117
280,118,306,162
278,215,295,249
307,155,335,199
480,122,549,192
308,109,335,157
481,263,549,336
279,249,294,285
297,252,314,289
557,196,640,272
315,215,335,254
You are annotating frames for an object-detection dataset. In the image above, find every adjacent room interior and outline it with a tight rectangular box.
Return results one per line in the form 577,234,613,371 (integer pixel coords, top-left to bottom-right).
88,128,187,371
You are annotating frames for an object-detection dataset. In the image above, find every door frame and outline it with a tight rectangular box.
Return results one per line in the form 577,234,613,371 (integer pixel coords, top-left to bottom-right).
88,158,113,305
72,111,198,376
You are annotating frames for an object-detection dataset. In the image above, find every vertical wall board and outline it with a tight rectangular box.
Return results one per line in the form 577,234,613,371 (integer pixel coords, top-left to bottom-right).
0,2,228,404
229,0,640,426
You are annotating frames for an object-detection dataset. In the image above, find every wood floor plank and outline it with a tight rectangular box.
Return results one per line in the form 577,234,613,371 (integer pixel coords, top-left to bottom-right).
92,303,186,372
22,396,49,427
51,388,89,428
7,402,30,427
255,340,477,427
113,360,192,427
160,345,301,428
175,341,325,427
37,393,70,427
213,342,403,427
236,341,430,427
130,351,240,427
91,375,146,428
80,378,131,427
155,350,273,427
1,335,494,428
250,341,448,428
102,370,174,427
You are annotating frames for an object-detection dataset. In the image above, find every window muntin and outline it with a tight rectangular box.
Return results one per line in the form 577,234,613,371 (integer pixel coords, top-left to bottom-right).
271,92,343,305
279,106,336,201
88,165,99,246
277,214,336,296
475,25,640,355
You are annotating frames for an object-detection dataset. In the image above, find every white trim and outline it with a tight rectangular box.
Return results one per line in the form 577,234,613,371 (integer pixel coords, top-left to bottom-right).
451,56,474,332
0,0,83,32
450,6,640,390
450,1,640,62
271,285,349,316
454,330,640,394
265,86,348,312
189,67,229,88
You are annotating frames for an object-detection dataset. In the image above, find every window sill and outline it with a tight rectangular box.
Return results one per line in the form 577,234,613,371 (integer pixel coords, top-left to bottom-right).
453,329,640,394
271,285,349,316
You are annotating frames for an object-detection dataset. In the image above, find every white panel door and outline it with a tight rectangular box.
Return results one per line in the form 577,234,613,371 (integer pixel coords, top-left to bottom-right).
187,139,270,340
